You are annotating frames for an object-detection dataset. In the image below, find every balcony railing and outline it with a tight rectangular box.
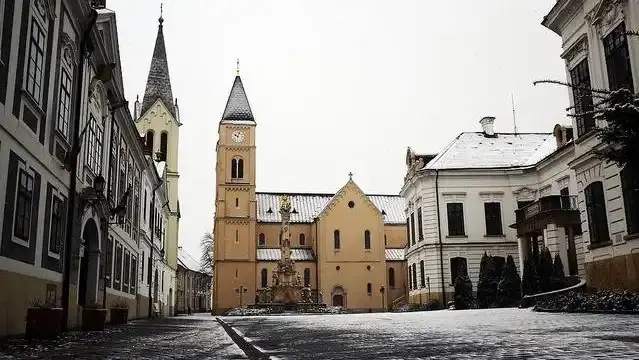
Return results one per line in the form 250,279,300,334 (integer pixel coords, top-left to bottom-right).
515,195,578,223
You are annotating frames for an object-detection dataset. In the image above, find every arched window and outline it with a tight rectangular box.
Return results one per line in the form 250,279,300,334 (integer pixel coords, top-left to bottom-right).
145,130,154,155
258,233,265,246
366,282,372,295
388,267,395,288
159,132,168,161
261,268,268,288
333,230,340,250
408,267,412,290
238,159,244,178
419,260,425,288
412,263,417,290
364,230,371,249
303,268,311,286
299,233,306,246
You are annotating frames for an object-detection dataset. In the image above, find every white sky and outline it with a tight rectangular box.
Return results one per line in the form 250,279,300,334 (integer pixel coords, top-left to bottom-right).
107,0,569,259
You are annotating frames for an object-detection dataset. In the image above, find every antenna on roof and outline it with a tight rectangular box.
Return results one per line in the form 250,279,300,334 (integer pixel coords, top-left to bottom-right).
511,93,518,135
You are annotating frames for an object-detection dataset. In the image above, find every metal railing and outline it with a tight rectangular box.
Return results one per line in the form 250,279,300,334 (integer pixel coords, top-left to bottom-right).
515,195,578,223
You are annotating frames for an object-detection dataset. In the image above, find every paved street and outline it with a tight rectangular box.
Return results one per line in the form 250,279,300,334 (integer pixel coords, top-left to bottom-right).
0,314,246,360
222,308,639,359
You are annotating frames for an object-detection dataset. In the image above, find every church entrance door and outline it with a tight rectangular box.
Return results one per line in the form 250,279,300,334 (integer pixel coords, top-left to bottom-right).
332,294,344,307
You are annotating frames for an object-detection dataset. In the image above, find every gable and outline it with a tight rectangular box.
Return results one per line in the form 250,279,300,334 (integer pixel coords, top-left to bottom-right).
317,181,382,221
138,98,179,127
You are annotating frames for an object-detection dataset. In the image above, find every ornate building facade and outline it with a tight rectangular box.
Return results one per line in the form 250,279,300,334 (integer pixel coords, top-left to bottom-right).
212,74,407,314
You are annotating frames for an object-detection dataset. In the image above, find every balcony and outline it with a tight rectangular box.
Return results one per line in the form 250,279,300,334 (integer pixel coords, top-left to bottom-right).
510,195,581,237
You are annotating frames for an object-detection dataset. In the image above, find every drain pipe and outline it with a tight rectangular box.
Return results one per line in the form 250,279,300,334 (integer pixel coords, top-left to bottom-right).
314,218,319,303
435,170,446,305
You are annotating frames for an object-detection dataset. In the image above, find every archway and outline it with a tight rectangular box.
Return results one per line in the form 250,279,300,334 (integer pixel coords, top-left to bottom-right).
78,218,100,307
331,285,346,307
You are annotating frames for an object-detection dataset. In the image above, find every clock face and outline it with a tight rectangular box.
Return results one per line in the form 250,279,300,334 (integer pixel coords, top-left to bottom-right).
231,131,245,143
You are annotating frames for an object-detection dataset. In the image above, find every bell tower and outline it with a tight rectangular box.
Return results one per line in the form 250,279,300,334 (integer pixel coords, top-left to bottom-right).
213,65,257,313
134,11,181,271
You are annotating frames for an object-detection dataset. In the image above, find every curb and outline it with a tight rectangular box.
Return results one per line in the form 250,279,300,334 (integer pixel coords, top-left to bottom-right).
216,318,270,360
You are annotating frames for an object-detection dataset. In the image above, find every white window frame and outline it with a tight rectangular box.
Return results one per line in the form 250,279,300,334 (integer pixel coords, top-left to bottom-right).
47,187,65,259
12,161,35,248
56,67,72,141
24,1,49,107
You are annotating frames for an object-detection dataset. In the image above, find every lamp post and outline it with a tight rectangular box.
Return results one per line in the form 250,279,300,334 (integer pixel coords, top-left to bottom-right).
60,2,106,332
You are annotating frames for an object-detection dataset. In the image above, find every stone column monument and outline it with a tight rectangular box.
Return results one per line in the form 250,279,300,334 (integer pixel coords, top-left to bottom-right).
271,195,303,304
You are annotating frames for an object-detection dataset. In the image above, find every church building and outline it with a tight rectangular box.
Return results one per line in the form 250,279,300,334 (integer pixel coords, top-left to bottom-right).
213,73,407,314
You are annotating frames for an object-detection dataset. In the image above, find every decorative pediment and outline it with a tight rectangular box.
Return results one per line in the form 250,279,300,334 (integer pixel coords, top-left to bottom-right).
34,0,56,21
512,187,537,200
561,33,589,68
587,0,625,35
59,32,78,66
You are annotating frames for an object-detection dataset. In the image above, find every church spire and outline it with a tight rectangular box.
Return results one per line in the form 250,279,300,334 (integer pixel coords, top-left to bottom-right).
141,8,175,118
221,66,254,122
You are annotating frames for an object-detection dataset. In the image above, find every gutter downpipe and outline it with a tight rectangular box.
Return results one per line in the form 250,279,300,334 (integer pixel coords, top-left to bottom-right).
435,170,446,305
314,218,320,303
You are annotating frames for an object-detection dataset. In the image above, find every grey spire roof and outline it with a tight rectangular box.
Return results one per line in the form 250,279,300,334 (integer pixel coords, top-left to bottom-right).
141,16,175,118
221,75,254,121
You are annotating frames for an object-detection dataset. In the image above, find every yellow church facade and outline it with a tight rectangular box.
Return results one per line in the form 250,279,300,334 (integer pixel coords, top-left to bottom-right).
213,74,407,314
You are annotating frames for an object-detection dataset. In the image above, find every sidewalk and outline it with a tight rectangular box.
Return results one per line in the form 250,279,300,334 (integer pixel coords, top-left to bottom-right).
0,314,247,359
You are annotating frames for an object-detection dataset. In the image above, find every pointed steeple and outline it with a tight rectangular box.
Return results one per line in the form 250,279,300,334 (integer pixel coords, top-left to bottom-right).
141,10,175,118
221,71,254,122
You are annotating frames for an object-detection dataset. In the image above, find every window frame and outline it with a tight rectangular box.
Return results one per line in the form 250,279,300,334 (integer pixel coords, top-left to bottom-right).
585,181,610,244
366,282,372,296
83,114,104,175
484,202,504,236
258,233,266,246
299,233,305,246
569,58,595,137
114,242,123,290
419,260,425,288
25,16,46,106
303,268,311,287
621,165,639,236
409,212,416,245
13,166,35,247
446,202,466,237
47,191,65,258
364,230,371,250
388,267,395,288
603,22,634,93
56,68,73,140
333,230,340,250
260,268,268,288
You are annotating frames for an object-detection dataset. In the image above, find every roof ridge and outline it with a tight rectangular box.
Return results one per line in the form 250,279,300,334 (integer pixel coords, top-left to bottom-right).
256,191,401,197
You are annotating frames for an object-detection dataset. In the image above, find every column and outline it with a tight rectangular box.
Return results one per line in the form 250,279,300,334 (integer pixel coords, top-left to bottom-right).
517,236,528,274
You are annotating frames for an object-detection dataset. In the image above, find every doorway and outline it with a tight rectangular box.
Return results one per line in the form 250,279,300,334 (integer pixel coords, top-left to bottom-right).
332,294,344,307
78,218,100,307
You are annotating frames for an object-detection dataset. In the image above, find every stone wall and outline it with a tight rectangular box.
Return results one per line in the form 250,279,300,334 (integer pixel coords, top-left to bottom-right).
585,253,639,292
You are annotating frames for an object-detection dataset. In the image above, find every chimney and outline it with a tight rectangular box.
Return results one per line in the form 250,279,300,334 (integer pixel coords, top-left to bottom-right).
479,116,496,136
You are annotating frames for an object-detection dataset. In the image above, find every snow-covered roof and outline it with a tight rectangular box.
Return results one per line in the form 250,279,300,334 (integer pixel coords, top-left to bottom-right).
178,247,201,272
423,132,555,170
256,248,316,261
385,248,405,261
256,192,405,224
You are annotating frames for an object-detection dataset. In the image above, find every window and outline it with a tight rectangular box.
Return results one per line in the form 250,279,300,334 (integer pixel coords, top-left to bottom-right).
405,217,410,245
364,230,371,250
141,251,145,284
145,130,154,155
450,257,467,284
235,229,239,244
408,266,412,290
621,166,639,235
333,230,340,250
570,59,595,137
366,282,372,295
84,115,103,174
411,263,417,290
57,69,72,139
143,190,147,221
147,254,152,285
585,181,610,244
278,231,282,245
410,213,417,245
348,201,355,208
484,202,503,236
258,233,266,246
130,256,137,294
105,237,113,287
108,122,119,207
14,169,34,242
231,158,244,179
26,18,46,104
48,194,64,255
114,242,123,291
304,268,311,286
604,23,634,92
388,267,395,288
419,260,425,288
447,203,465,236
384,234,387,247
159,132,168,161
123,250,130,292
261,268,268,288
235,197,239,208
417,207,423,241
299,233,305,246
162,271,165,292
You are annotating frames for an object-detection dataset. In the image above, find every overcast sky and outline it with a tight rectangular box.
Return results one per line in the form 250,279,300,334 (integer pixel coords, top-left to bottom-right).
107,0,569,259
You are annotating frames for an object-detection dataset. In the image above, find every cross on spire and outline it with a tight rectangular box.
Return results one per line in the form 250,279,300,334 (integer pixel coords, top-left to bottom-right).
348,172,354,180
236,58,240,75
159,2,164,24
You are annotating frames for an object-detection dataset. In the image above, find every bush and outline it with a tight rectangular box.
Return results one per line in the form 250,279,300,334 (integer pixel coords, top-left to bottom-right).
538,247,554,292
551,253,567,290
476,253,495,308
521,258,539,296
534,290,639,313
453,262,475,310
497,255,521,307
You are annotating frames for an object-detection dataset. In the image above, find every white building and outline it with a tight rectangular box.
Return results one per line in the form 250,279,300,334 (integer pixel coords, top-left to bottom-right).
542,0,639,291
0,2,177,336
401,118,585,305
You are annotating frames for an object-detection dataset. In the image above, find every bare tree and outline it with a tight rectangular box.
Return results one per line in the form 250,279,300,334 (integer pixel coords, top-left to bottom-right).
200,232,214,274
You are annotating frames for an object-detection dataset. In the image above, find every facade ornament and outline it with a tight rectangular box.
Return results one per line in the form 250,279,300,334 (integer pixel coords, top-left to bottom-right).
59,33,79,66
561,34,589,67
34,0,57,21
589,0,625,35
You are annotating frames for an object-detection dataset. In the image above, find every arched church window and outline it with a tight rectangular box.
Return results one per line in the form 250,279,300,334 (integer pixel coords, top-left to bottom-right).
258,233,265,246
388,267,395,288
364,230,371,250
231,159,237,178
334,230,340,250
367,282,372,295
237,159,244,178
159,132,168,161
231,157,244,179
145,130,154,155
299,233,306,246
304,268,311,286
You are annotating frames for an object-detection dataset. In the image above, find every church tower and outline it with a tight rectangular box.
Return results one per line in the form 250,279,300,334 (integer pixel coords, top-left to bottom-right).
134,12,181,271
213,66,257,313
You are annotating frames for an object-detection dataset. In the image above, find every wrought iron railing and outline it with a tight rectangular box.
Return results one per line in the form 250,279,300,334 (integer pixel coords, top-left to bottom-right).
515,195,578,223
